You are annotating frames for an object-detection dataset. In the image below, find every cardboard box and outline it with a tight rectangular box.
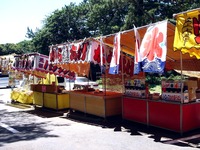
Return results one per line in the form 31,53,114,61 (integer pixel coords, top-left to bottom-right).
196,89,200,99
125,90,146,98
34,84,43,92
31,84,64,93
30,84,36,91
187,80,198,101
161,92,189,103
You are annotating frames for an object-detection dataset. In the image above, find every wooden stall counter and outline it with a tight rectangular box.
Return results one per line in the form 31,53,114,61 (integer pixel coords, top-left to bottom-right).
33,91,43,106
70,90,122,118
32,84,70,110
33,91,70,110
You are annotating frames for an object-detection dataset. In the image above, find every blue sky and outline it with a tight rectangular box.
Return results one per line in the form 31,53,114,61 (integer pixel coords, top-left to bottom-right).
0,0,82,44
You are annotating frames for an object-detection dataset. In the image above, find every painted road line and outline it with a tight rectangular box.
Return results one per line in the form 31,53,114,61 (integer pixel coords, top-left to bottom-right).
164,134,200,144
0,122,20,133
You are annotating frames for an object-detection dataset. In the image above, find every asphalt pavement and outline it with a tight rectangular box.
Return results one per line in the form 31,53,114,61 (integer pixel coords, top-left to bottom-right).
0,88,199,150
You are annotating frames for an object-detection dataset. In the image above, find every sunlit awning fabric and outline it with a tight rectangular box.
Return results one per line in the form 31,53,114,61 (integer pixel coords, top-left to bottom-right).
173,8,200,59
102,21,200,71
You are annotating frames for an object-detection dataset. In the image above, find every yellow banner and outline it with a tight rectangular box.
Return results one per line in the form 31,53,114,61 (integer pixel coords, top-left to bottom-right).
174,9,200,59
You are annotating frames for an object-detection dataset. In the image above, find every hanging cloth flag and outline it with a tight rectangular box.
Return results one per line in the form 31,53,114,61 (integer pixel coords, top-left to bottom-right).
88,40,99,63
139,20,168,73
109,32,121,74
61,44,70,63
173,9,200,59
133,25,142,74
69,42,81,62
49,45,57,64
100,36,105,74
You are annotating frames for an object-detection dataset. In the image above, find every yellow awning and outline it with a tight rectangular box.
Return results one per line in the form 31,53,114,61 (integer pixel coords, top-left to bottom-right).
173,8,200,59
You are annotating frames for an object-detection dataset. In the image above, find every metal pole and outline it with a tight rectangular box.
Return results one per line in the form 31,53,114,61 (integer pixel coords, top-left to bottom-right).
180,51,183,103
121,52,124,119
180,51,183,134
121,52,125,94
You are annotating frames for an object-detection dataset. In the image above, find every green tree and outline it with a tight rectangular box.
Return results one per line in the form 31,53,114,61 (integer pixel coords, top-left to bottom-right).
86,0,129,35
16,40,34,54
0,40,33,55
25,0,200,55
26,27,35,39
28,2,91,55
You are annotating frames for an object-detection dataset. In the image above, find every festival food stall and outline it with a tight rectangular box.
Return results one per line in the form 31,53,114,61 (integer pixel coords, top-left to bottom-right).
28,53,70,110
11,53,70,110
0,54,17,88
0,53,15,76
0,53,35,104
11,53,44,104
102,16,200,133
69,90,122,118
31,73,69,110
47,40,123,117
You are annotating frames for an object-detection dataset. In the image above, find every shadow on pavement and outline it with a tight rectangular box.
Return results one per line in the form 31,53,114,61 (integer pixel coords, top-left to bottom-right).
161,129,200,148
0,111,59,147
62,110,200,149
4,106,199,149
62,110,122,128
26,107,67,118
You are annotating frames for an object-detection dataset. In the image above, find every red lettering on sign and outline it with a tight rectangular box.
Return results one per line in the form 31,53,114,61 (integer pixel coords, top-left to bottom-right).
193,14,200,44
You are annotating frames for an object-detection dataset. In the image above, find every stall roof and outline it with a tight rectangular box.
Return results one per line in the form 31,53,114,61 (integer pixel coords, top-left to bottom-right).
102,21,200,71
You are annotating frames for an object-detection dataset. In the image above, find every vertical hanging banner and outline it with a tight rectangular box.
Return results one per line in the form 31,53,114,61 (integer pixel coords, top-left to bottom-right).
88,41,98,63
49,45,58,64
69,42,82,62
133,25,141,74
61,44,70,63
35,54,49,73
173,9,200,59
139,20,168,73
80,42,89,61
57,46,63,63
100,36,105,74
109,32,121,74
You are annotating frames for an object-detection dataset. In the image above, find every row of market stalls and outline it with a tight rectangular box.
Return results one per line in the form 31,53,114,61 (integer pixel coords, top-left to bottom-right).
0,53,15,75
10,8,200,134
0,53,20,87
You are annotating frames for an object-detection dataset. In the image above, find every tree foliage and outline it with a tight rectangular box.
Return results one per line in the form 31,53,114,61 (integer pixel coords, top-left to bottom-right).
1,0,200,55
29,2,92,55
